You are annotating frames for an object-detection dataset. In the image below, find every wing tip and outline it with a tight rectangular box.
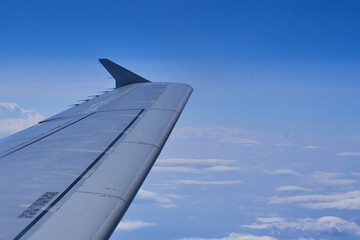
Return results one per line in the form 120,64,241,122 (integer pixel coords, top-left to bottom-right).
98,58,150,88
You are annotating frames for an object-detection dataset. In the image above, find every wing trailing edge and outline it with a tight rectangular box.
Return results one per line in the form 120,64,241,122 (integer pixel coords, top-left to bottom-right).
99,58,150,88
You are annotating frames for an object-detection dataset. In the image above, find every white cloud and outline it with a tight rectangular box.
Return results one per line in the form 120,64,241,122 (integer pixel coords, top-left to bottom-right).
303,145,320,150
256,217,285,223
275,186,311,192
154,159,242,174
338,152,360,156
115,220,156,231
311,171,356,185
204,166,242,172
0,102,44,138
269,190,360,210
175,180,242,185
263,169,301,176
137,189,180,208
179,233,277,240
242,216,360,236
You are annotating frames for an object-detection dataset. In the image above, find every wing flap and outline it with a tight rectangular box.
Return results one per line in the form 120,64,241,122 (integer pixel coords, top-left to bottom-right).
28,143,159,240
29,192,128,240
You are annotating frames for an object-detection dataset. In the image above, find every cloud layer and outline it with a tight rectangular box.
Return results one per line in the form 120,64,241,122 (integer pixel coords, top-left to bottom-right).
0,102,43,138
310,171,356,185
269,190,360,210
180,233,277,240
274,186,311,192
338,152,360,156
242,216,360,236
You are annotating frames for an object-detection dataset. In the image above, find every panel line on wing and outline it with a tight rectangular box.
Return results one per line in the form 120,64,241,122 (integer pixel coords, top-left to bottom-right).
0,109,144,160
0,113,96,160
74,190,129,203
118,141,160,148
13,109,144,240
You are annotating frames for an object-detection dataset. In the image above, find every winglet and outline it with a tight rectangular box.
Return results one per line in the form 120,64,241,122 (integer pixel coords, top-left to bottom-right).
99,58,150,88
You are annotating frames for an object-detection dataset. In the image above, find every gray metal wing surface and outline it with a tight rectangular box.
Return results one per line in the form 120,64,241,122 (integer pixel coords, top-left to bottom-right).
0,59,192,239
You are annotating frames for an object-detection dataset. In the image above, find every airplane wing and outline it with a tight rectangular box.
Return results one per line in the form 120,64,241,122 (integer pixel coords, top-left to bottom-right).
0,59,192,240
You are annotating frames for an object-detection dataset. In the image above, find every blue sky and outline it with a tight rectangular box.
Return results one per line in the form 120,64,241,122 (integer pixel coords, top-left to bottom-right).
1,1,360,239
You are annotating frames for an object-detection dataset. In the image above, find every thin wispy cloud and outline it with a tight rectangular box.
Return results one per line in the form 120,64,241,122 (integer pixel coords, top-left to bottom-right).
153,158,242,175
171,126,307,149
269,190,360,210
171,126,325,156
0,102,44,138
153,166,200,173
157,158,236,165
220,137,261,145
175,180,242,185
115,220,156,231
338,152,360,156
153,165,242,173
303,145,320,150
311,171,356,185
256,217,285,223
312,172,341,178
153,158,243,188
169,126,291,148
242,216,360,236
204,166,242,172
263,169,301,176
275,186,311,192
170,127,264,144
179,233,278,240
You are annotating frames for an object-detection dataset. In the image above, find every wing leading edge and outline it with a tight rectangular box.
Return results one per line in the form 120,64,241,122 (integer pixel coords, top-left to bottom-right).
0,60,192,239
